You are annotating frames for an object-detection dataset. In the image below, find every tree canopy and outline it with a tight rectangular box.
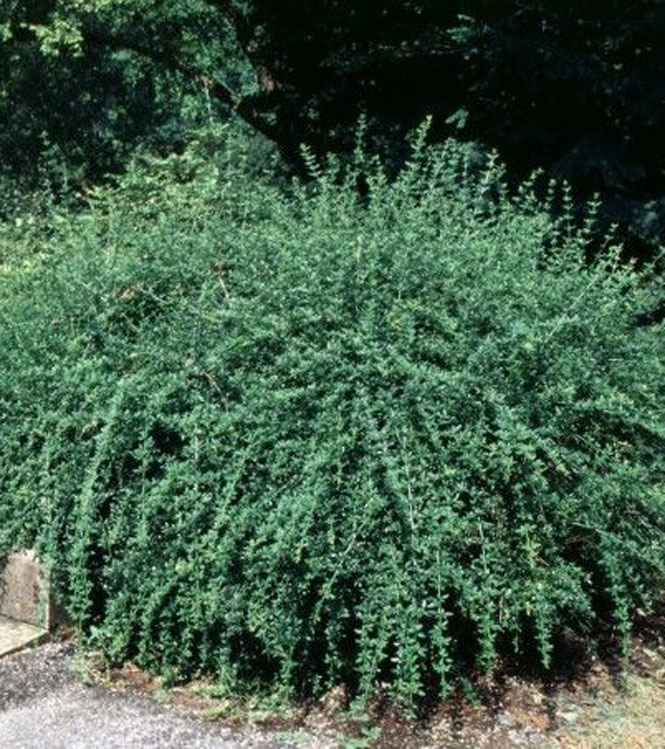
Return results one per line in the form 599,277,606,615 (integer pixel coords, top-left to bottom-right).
2,1,665,249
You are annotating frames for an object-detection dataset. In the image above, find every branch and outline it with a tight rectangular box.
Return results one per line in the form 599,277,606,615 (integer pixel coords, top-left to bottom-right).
86,31,281,143
7,22,281,145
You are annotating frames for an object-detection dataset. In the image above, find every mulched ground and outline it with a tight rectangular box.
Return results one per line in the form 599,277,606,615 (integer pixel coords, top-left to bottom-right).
4,606,665,748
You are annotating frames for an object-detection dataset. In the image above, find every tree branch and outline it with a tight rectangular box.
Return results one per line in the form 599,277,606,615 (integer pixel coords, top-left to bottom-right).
7,22,281,145
87,30,281,143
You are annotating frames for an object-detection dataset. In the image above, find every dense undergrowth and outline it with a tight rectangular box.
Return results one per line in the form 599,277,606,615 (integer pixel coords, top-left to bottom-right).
1,125,664,708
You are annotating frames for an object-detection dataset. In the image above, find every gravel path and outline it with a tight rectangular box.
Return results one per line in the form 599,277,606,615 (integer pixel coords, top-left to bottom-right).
0,643,308,749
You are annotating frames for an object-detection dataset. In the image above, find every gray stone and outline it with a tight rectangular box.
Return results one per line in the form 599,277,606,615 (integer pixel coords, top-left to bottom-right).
0,616,47,658
0,550,50,629
0,550,62,658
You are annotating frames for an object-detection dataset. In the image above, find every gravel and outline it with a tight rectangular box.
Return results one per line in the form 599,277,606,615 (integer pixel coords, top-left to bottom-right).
0,643,312,749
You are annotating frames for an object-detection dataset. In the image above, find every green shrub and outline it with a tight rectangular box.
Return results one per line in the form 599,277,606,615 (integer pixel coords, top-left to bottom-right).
1,128,663,707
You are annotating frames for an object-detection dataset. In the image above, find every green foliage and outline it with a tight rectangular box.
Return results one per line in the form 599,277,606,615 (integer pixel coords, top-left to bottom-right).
0,0,253,191
1,130,664,708
239,0,665,250
4,2,665,249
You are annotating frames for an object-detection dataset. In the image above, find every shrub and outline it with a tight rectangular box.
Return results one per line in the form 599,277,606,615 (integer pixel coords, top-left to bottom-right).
1,128,663,707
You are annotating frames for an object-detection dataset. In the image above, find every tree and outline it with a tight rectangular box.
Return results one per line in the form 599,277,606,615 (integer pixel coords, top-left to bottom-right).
2,1,665,251
0,0,255,190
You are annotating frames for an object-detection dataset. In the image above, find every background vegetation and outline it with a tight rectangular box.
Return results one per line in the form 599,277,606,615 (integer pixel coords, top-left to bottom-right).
2,1,665,253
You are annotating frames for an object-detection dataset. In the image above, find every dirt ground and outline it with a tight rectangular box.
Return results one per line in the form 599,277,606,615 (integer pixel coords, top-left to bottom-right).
3,619,665,749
